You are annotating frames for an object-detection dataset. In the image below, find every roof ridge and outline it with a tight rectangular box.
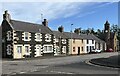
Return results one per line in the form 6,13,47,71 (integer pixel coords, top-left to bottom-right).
11,19,42,26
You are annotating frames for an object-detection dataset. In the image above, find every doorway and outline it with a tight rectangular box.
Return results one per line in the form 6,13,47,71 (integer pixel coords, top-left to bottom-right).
78,47,80,55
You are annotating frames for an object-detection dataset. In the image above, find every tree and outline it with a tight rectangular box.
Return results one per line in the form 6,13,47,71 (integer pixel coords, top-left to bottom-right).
110,24,119,34
97,29,101,34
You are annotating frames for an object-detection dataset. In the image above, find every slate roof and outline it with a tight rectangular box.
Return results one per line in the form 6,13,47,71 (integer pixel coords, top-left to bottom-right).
80,34,105,43
89,34,105,43
64,32,83,39
80,34,94,40
97,32,116,41
53,31,68,39
10,20,53,34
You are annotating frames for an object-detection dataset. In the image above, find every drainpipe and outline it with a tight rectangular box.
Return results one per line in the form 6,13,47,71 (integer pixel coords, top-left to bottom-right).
71,24,73,55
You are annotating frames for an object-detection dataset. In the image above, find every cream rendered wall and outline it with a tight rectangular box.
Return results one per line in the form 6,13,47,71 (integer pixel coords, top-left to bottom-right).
69,39,85,55
82,40,87,54
13,44,24,59
80,40,86,54
68,39,72,55
13,44,31,59
13,30,32,59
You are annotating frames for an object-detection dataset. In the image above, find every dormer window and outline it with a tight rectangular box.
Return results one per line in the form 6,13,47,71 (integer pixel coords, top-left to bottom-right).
7,31,11,41
45,34,51,42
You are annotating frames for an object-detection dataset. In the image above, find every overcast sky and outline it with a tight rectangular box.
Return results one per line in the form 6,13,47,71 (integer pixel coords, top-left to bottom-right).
0,1,119,32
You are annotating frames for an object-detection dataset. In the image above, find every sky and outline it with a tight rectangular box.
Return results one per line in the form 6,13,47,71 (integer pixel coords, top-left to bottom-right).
0,1,119,32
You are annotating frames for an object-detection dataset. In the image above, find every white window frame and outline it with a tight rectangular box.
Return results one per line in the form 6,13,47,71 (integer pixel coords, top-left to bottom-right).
7,44,12,55
25,46,30,53
45,34,51,42
62,46,66,53
56,38,59,42
17,46,22,53
35,33,42,41
23,32,30,41
62,39,66,44
43,45,53,53
7,31,12,41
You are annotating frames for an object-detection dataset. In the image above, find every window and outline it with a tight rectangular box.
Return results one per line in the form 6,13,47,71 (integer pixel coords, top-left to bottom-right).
37,33,41,40
56,38,59,42
92,40,94,44
45,34,51,41
7,31,11,41
87,40,89,44
36,33,42,41
62,46,66,53
25,46,29,53
17,46,22,53
82,39,83,43
7,45,12,55
87,46,89,52
73,47,75,52
44,46,47,51
44,46,52,52
24,32,29,40
48,46,52,51
82,47,83,51
73,39,75,43
62,39,66,44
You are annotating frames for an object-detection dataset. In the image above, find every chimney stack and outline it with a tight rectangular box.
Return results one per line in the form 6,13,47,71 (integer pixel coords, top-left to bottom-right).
58,26,64,33
3,10,11,22
42,19,48,26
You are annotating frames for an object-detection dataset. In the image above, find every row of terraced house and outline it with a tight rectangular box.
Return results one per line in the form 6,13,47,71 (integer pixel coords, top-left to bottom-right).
1,10,118,59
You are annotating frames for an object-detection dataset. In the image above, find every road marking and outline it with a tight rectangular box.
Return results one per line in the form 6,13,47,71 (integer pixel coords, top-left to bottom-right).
85,60,119,70
50,70,74,74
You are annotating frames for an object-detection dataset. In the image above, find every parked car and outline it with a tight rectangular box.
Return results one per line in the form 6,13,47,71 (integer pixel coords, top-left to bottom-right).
106,48,113,52
89,49,102,53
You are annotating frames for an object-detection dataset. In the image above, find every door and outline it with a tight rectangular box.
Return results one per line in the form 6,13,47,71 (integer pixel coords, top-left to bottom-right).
36,45,41,57
17,46,22,58
90,46,92,52
78,47,80,55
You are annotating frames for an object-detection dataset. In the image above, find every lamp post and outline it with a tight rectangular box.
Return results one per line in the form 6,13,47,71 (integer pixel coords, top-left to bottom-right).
71,24,73,55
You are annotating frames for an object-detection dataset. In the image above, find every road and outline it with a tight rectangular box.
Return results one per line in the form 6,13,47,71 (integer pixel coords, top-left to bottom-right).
2,52,119,76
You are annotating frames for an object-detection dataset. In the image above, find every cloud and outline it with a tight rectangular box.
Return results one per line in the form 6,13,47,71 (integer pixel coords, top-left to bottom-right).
0,0,119,2
0,2,84,23
78,11,96,18
0,2,117,25
77,2,114,18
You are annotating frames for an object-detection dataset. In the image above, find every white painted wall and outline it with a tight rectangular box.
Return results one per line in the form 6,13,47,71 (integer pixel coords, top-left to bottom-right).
84,40,95,53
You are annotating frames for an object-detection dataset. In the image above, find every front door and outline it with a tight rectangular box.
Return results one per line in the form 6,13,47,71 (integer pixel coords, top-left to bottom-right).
17,46,22,58
78,47,80,55
36,45,41,57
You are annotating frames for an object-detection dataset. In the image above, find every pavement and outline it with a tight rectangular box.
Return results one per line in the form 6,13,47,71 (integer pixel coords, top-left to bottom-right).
89,54,120,68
